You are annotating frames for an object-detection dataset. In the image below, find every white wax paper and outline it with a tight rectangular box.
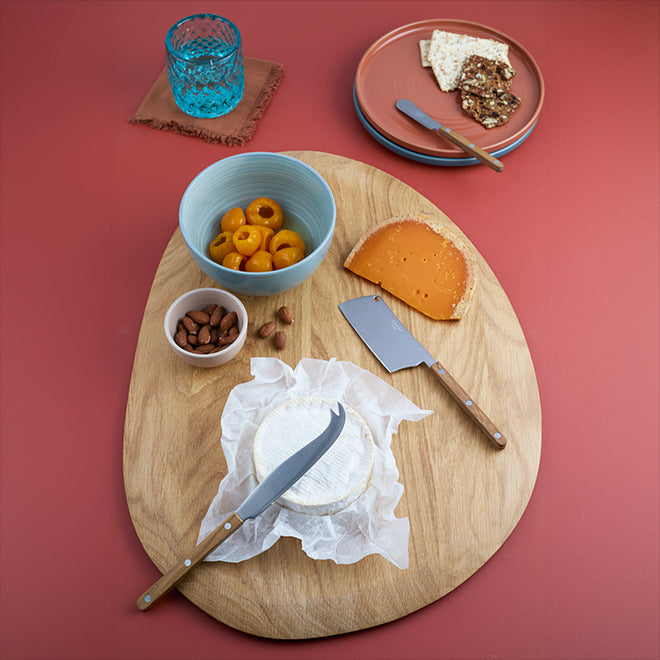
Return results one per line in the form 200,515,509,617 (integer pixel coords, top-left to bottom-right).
198,357,432,569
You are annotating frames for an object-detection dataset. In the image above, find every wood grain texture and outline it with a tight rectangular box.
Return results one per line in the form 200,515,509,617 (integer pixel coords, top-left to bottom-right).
137,511,244,611
123,151,541,639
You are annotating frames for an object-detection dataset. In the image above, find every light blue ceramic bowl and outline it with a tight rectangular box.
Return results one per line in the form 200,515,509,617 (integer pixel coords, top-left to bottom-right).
179,153,336,296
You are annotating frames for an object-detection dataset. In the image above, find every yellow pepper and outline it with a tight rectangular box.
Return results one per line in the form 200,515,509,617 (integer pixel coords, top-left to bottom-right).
269,229,305,255
220,207,246,233
222,251,247,270
272,246,305,270
232,225,263,256
245,250,274,272
253,225,274,251
246,197,283,231
208,231,235,264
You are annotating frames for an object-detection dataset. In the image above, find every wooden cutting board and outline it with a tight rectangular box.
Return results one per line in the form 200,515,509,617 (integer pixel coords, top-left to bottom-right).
123,151,541,639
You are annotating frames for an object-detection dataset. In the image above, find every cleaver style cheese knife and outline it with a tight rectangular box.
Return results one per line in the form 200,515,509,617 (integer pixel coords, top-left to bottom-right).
137,402,347,611
339,295,506,450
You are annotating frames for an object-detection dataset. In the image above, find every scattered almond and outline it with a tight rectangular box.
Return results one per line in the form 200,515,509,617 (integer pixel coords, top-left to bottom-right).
259,321,276,338
278,305,294,325
274,331,286,350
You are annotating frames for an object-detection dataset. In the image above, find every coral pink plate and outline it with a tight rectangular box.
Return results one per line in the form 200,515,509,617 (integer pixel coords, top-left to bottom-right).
355,19,544,158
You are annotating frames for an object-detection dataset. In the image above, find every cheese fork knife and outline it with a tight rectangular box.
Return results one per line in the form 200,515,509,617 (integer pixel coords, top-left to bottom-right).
137,402,346,611
396,99,504,172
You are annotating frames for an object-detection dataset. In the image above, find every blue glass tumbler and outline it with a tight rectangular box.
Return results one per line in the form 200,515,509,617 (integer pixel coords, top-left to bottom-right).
165,14,244,118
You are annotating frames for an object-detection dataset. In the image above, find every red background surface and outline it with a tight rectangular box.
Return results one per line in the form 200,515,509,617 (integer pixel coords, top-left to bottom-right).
1,2,658,659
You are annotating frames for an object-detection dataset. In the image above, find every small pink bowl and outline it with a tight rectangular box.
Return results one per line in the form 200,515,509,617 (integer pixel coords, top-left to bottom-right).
164,287,248,368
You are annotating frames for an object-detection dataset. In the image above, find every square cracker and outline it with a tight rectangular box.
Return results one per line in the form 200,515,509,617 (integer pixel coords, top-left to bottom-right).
427,29,510,92
419,39,431,67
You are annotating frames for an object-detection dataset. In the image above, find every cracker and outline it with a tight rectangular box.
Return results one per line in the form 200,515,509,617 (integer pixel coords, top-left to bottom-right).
460,90,521,128
419,39,432,67
427,29,510,92
457,54,515,98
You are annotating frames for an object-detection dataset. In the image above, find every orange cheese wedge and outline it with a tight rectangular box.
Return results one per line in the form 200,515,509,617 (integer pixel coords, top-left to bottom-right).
344,214,476,320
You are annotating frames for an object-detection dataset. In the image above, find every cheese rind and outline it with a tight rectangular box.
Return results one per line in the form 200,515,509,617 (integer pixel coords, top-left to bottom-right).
344,214,477,320
252,397,375,516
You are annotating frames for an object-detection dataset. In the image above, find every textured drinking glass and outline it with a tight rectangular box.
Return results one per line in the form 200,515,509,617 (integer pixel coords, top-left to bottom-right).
165,14,244,118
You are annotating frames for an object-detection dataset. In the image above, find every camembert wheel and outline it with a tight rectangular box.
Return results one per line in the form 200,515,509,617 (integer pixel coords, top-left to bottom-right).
252,397,375,516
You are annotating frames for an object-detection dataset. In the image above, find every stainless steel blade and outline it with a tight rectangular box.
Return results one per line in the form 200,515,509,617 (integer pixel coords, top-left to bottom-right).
395,99,504,172
396,98,442,130
339,295,506,450
338,295,435,372
236,401,346,520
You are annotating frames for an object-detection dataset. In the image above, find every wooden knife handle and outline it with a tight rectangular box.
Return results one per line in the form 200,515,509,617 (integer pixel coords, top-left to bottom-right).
435,126,504,173
429,362,506,449
137,511,244,611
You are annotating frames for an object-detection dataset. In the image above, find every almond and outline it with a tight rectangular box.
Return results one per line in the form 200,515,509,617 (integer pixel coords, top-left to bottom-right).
188,310,210,325
278,305,294,325
193,343,216,354
218,334,238,346
182,316,198,335
209,305,224,327
174,328,188,348
202,304,217,316
259,321,276,338
220,310,237,332
274,331,286,350
198,324,212,345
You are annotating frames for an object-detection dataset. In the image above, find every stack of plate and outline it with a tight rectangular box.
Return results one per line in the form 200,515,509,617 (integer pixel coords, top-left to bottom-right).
353,19,544,167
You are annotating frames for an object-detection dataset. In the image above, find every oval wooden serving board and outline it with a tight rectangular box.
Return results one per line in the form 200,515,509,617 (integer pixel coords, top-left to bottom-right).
123,151,542,639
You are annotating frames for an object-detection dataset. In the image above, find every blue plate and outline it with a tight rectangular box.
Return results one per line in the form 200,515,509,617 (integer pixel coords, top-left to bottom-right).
353,85,536,167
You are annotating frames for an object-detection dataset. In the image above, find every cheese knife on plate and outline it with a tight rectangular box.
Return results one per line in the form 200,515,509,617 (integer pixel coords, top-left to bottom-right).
395,99,504,172
137,402,346,610
339,295,506,449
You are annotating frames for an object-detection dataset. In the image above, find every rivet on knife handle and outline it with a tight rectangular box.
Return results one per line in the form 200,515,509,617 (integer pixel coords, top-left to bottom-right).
137,512,244,611
436,125,504,173
429,362,506,449
137,403,346,611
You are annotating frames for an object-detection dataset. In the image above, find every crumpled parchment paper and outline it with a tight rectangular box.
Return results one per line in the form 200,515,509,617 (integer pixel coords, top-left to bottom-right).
198,357,432,569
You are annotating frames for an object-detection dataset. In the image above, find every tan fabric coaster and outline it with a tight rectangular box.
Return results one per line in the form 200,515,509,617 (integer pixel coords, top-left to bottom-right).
128,58,284,145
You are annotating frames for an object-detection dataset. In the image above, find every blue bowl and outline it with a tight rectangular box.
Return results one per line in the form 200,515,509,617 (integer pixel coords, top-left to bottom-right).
179,153,336,295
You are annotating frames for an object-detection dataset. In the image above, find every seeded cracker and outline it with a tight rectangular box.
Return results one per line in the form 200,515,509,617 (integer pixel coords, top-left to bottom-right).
419,39,431,67
460,90,521,128
426,29,510,92
457,54,515,98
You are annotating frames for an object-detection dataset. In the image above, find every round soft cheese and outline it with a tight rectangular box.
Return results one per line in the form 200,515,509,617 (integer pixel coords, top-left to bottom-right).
252,397,375,515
